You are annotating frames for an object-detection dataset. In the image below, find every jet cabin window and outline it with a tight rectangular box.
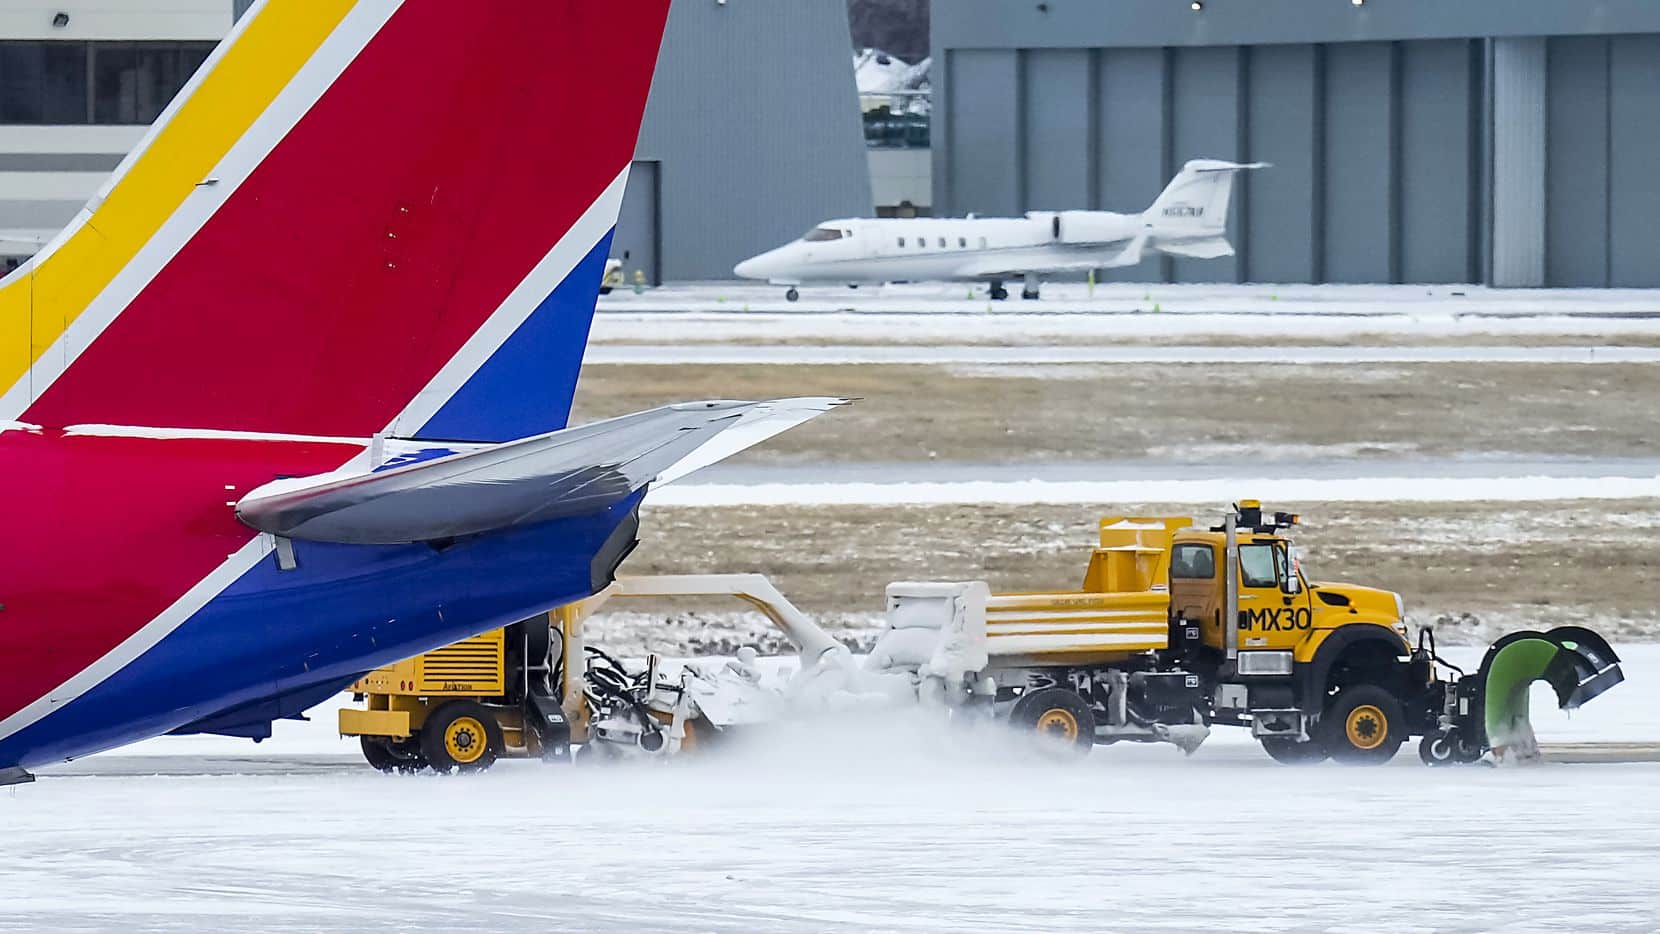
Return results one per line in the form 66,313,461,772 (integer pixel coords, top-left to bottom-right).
803,227,844,242
1171,544,1215,579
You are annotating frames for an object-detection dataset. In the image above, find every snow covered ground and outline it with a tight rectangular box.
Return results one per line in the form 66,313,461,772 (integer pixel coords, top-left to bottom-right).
5,648,1656,932
597,280,1660,321
655,472,1660,508
588,343,1660,366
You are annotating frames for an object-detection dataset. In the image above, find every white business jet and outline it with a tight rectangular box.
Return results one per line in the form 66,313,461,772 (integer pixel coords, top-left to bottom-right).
735,159,1266,301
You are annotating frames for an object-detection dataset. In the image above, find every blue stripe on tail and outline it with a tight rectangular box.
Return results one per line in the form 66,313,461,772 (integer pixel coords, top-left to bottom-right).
415,231,614,442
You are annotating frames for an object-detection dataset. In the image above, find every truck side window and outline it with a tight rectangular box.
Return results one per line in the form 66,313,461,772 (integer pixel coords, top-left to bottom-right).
1238,544,1279,588
1171,544,1215,579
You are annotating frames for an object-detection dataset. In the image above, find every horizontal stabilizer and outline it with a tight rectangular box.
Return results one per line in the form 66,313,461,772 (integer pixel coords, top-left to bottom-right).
237,398,846,544
1152,236,1235,260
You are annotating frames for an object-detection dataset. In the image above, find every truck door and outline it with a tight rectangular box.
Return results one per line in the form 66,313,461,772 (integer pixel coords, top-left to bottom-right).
1169,541,1224,648
1236,541,1312,650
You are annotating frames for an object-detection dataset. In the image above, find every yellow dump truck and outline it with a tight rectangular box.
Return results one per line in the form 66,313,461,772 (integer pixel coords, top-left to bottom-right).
902,501,1624,764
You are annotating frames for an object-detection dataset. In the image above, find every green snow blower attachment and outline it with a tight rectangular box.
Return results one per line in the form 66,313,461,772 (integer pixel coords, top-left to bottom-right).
1420,627,1624,766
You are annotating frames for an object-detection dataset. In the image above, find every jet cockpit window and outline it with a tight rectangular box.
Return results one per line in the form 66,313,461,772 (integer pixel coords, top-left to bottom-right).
803,227,844,242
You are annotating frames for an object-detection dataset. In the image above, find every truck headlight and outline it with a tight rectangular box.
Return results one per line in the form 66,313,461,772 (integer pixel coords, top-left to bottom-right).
1237,651,1294,676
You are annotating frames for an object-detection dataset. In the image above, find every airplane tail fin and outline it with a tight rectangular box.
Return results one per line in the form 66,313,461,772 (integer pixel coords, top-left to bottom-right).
1,0,671,444
1145,159,1267,237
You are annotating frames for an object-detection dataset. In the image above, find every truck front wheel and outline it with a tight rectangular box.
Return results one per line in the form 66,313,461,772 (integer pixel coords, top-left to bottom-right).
1319,686,1406,765
1008,688,1096,758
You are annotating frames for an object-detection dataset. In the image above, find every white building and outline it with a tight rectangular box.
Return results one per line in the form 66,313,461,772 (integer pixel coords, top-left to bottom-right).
1,0,872,280
0,1,234,269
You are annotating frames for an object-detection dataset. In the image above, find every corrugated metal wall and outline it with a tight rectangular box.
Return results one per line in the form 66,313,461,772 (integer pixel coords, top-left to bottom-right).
1544,33,1660,287
934,0,1660,287
939,40,1487,285
632,0,871,282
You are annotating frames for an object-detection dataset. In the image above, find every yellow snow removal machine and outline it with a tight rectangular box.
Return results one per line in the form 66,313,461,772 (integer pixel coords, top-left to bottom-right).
338,574,834,772
871,500,1624,765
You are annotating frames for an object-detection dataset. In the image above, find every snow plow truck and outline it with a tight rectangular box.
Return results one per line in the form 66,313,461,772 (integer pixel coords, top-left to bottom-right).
867,500,1624,765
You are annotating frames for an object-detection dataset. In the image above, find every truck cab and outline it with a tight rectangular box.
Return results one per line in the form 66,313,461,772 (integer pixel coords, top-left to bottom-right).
1161,501,1419,762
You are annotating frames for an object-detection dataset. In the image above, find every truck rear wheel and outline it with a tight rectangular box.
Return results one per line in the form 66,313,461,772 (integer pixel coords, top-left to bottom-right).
1009,687,1095,758
1260,737,1328,765
360,736,425,774
1319,686,1405,765
421,701,503,773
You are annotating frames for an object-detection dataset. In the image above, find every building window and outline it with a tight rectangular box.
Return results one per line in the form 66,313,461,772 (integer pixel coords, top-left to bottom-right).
1,41,214,125
0,42,88,123
93,43,212,124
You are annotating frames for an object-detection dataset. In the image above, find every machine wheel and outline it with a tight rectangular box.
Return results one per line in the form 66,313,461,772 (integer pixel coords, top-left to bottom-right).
359,736,426,774
420,701,503,774
1419,732,1459,767
599,286,613,296
988,284,1010,301
1319,685,1406,765
1008,688,1095,758
785,287,800,302
1259,737,1329,765
572,741,624,766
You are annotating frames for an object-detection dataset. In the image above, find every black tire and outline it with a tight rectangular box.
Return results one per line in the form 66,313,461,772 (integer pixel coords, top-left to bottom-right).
1008,687,1096,758
572,741,624,766
785,288,800,302
1260,736,1329,765
989,285,1009,301
599,286,613,295
360,736,426,774
420,701,503,774
1419,732,1459,767
1319,685,1406,765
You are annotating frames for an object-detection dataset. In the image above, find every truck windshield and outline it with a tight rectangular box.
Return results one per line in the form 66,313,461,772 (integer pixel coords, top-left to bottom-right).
1238,544,1279,588
802,227,844,242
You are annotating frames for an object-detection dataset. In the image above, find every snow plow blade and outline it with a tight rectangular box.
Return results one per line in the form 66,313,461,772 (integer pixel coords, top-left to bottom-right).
1473,627,1624,762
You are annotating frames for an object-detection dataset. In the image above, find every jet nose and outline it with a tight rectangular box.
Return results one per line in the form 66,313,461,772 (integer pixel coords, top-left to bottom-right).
734,246,790,282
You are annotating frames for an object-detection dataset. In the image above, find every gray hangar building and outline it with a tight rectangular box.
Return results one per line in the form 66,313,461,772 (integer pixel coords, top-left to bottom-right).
931,0,1660,287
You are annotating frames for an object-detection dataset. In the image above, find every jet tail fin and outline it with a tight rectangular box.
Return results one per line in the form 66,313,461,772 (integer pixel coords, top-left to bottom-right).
2,1,671,445
1145,159,1268,236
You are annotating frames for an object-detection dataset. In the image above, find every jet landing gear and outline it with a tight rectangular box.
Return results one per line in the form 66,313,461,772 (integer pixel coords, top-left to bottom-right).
1021,274,1041,301
988,280,1010,301
785,287,800,302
